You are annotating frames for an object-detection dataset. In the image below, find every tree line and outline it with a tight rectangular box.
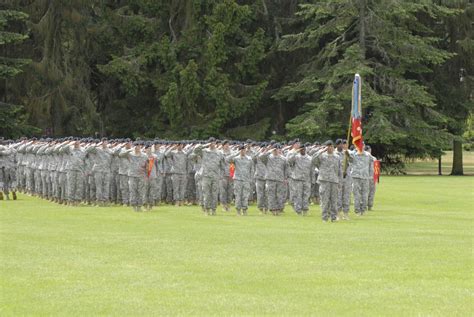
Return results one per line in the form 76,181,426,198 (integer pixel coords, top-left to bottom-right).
1,0,472,174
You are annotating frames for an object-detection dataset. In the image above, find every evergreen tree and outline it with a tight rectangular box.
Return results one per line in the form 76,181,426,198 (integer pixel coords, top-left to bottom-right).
0,7,37,138
429,0,473,175
277,0,456,165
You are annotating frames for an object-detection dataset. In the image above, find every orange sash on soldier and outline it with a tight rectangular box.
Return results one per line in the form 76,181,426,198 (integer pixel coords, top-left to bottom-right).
147,157,155,178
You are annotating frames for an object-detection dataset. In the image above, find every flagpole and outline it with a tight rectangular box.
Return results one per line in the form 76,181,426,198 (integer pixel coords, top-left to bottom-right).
343,83,354,178
342,103,354,178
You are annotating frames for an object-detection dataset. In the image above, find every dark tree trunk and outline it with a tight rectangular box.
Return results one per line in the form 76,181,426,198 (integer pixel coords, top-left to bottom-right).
438,155,442,175
451,139,463,175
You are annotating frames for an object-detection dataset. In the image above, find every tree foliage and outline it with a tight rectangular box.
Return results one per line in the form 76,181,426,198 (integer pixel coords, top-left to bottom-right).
1,0,472,168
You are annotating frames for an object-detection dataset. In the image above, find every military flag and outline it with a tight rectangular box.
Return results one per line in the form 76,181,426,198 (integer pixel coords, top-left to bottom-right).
351,74,364,153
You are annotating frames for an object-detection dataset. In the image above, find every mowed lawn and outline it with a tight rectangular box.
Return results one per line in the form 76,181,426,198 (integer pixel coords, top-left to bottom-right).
0,177,472,316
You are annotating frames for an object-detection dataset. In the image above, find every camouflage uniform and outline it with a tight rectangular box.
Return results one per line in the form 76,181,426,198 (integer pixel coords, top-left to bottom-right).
348,150,373,215
259,152,288,214
313,149,342,221
227,153,254,215
192,146,225,214
287,150,317,215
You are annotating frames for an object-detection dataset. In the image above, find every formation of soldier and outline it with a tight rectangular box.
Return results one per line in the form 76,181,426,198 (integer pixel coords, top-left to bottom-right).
0,137,378,222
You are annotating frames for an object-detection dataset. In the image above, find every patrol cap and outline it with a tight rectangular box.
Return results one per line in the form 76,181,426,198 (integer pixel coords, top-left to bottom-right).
335,139,343,145
324,140,334,146
208,137,216,143
239,145,245,150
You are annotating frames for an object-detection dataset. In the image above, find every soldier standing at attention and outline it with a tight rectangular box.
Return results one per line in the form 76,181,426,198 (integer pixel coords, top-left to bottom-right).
191,138,225,216
0,142,17,200
259,143,288,216
162,142,174,204
165,142,190,206
219,140,234,212
346,146,372,215
252,144,268,214
118,140,132,206
365,145,377,211
336,139,352,220
287,144,317,216
143,143,158,211
189,144,204,211
86,138,113,206
313,140,342,222
153,142,166,206
120,141,148,212
226,145,254,216
110,140,122,205
63,140,87,206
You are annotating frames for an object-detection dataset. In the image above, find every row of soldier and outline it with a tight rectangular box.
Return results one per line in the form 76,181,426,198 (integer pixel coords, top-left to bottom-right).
0,137,377,221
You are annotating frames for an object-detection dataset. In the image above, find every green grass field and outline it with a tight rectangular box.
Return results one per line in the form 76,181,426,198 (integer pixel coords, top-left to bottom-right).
405,151,474,175
1,176,473,316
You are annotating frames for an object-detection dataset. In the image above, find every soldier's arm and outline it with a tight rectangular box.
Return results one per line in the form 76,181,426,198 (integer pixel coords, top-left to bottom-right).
192,144,204,157
287,150,298,164
346,150,355,162
258,152,269,164
84,144,97,154
118,149,132,158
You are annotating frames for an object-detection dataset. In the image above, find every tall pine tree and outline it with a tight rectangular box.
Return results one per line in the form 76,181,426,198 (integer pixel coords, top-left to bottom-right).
277,0,456,166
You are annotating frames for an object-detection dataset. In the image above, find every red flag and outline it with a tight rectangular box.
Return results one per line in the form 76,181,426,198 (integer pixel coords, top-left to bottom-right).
351,118,364,153
374,160,381,184
351,74,364,153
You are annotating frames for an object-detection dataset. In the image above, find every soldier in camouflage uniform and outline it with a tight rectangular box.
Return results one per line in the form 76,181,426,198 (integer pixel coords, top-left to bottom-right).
336,139,352,220
119,142,147,211
0,142,17,200
313,141,342,222
118,140,132,206
259,144,288,216
366,145,376,211
153,143,165,205
191,138,225,215
347,146,373,215
253,145,268,213
287,145,318,216
63,140,87,206
226,146,254,215
86,139,114,206
165,142,189,206
219,141,234,212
